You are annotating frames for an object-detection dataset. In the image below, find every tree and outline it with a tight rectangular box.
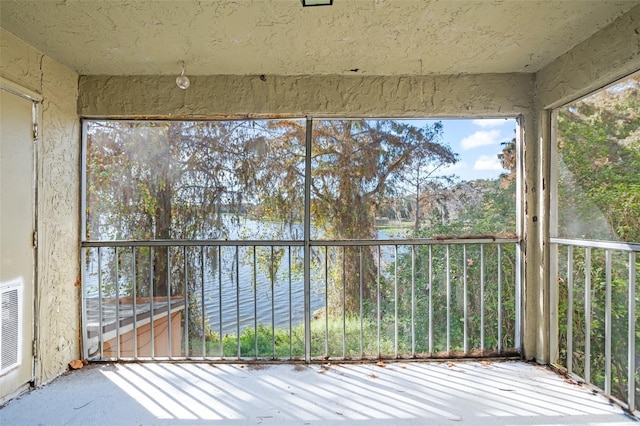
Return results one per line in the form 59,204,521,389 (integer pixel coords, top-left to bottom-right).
403,156,457,236
389,137,519,354
557,74,640,242
87,119,458,318
555,74,640,405
249,120,457,311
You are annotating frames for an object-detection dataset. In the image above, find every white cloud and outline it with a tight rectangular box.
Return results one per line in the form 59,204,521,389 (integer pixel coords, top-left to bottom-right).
432,161,466,176
472,119,508,128
460,130,501,150
474,155,504,171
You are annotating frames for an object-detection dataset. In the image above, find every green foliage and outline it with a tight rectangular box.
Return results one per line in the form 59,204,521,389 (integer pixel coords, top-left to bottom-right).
391,242,518,355
556,248,639,407
387,135,519,355
555,74,640,408
557,75,640,242
188,316,393,359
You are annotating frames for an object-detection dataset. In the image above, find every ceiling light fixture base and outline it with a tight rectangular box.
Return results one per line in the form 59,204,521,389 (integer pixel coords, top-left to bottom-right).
301,0,333,7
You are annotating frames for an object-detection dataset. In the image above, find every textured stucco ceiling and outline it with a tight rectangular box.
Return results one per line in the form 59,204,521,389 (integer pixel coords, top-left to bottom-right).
1,0,638,76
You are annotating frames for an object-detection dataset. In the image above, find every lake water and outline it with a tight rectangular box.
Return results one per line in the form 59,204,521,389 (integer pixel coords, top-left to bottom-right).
84,218,398,335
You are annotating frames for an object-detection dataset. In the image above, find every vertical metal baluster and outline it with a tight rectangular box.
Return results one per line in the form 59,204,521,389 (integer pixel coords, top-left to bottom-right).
342,246,346,358
411,245,415,357
360,246,364,358
183,246,189,359
584,247,591,384
115,248,120,360
498,244,502,353
377,246,382,357
394,245,398,358
218,247,223,358
515,240,522,352
446,245,451,354
199,246,207,358
236,246,241,359
463,244,468,354
288,246,292,359
253,246,258,358
167,247,172,359
605,249,612,397
132,247,138,360
80,248,92,359
325,246,329,357
271,246,276,359
81,248,88,360
149,247,155,359
428,245,433,354
480,244,485,352
97,248,104,360
566,246,574,373
628,252,636,412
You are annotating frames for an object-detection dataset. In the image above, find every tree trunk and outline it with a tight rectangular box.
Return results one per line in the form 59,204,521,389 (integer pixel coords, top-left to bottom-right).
152,130,173,297
153,189,171,297
330,180,377,312
414,183,421,236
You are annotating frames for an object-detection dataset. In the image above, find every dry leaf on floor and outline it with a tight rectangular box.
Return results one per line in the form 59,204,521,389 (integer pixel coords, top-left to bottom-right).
68,359,84,370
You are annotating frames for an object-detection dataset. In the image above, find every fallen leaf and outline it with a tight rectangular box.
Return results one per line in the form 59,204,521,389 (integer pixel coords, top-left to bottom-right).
69,359,84,370
376,361,386,368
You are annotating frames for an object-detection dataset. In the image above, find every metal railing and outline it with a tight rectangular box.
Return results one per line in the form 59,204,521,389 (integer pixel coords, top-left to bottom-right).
82,237,521,363
551,237,639,413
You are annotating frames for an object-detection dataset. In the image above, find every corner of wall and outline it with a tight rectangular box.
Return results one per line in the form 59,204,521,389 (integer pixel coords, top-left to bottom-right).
535,4,640,109
36,54,81,386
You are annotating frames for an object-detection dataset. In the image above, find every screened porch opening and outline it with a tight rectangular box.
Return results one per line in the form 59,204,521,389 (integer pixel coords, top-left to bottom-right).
81,117,522,363
550,71,640,412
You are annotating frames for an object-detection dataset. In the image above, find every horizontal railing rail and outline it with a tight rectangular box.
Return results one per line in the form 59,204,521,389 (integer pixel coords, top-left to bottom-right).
82,236,519,247
82,237,521,364
550,237,640,253
551,238,638,413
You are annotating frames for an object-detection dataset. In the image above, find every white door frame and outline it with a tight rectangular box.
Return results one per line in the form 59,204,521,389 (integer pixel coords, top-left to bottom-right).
0,77,41,401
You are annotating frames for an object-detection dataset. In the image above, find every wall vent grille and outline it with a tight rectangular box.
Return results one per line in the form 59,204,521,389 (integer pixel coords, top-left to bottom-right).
0,279,23,375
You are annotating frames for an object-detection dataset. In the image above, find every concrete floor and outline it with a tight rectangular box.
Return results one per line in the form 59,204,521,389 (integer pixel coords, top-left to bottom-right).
0,360,636,426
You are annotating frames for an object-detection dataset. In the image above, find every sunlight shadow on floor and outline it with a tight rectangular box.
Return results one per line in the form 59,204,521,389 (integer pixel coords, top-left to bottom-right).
96,361,633,425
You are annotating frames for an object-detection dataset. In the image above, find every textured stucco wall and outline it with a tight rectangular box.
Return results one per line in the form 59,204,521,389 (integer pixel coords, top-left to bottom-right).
78,73,533,118
0,30,41,91
536,4,640,109
0,28,80,385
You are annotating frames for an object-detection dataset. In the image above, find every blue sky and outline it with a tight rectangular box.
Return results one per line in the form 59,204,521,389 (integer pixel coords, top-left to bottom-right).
410,118,517,182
